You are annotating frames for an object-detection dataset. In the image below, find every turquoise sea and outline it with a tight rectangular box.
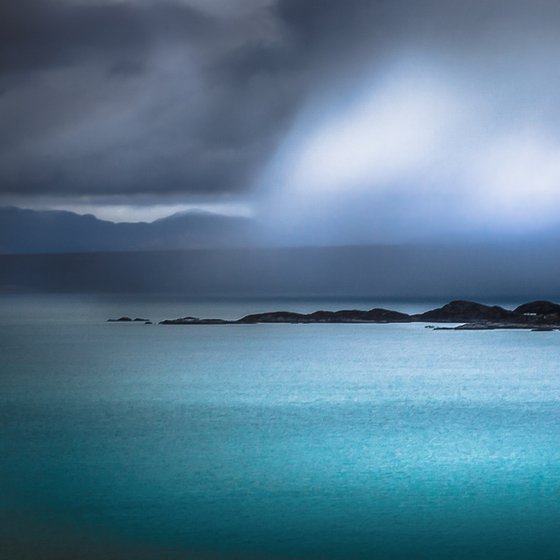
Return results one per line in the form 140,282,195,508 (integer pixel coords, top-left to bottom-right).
1,294,560,559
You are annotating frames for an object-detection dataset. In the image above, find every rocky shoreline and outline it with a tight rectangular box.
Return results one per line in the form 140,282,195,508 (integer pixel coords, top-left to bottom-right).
150,300,560,330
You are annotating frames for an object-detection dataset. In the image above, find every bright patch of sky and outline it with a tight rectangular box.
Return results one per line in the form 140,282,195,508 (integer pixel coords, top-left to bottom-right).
257,56,560,243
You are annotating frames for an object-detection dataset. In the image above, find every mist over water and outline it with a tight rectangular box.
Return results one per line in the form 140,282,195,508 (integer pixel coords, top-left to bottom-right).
2,244,560,299
2,294,560,559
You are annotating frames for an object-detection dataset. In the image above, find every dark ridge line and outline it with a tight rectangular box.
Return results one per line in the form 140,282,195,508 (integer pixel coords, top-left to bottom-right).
143,300,560,330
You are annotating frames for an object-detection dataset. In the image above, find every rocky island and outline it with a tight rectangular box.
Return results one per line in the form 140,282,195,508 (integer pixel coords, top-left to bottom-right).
107,316,151,324
155,300,560,330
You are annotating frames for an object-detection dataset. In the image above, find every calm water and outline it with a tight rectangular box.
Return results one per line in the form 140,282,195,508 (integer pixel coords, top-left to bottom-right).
1,294,560,559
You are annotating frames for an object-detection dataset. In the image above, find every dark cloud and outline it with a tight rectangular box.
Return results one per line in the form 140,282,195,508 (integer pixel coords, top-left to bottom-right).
0,0,307,199
0,0,370,200
0,0,214,75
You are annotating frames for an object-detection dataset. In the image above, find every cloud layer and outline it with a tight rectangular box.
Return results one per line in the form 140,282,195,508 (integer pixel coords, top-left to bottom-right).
2,0,560,242
0,0,296,199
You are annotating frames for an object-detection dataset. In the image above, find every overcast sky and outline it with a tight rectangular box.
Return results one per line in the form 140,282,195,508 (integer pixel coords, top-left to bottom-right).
2,0,560,243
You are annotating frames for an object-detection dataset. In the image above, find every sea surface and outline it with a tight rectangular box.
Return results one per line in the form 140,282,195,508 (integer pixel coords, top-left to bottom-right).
1,294,560,559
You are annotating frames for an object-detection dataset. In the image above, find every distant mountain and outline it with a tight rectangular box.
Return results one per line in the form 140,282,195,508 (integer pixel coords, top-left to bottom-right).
0,207,256,253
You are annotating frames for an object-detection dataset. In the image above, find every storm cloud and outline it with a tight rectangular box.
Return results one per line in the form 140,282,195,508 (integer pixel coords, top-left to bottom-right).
0,0,298,199
2,0,560,242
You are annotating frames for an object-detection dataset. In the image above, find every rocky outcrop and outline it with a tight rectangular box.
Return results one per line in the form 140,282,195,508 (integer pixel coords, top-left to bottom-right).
414,300,515,323
362,308,412,322
425,300,560,330
514,300,560,315
159,317,230,325
108,316,150,322
155,300,560,330
237,311,307,324
237,308,412,324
